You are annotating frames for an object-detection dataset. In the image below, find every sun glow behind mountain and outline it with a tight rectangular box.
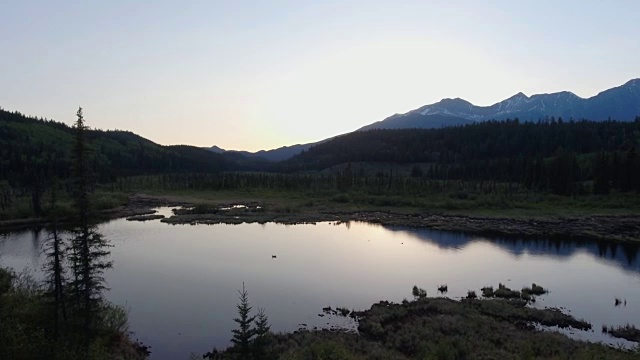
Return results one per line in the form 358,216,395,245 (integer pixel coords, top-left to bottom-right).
1,1,639,151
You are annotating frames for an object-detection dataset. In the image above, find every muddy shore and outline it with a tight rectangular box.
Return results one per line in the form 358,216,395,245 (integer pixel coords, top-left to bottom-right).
2,194,639,243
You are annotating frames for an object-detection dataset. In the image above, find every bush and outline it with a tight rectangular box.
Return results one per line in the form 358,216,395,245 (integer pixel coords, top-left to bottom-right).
412,286,427,299
0,268,13,295
494,283,521,299
100,303,130,334
481,286,494,297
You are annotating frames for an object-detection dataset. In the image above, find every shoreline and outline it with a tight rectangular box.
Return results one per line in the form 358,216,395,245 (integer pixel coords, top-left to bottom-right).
2,193,639,244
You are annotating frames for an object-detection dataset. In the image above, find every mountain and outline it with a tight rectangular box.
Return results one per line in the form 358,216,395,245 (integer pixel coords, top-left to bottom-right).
209,142,318,162
360,78,640,130
211,79,640,160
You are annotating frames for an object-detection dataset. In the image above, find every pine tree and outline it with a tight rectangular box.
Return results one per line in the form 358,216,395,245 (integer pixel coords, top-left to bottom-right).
68,107,113,349
231,283,256,359
252,308,271,360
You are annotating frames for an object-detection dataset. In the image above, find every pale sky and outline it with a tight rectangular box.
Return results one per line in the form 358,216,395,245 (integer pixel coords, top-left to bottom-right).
1,1,639,151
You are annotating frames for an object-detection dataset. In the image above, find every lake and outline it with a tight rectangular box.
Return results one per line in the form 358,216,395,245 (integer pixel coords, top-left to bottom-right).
1,207,639,359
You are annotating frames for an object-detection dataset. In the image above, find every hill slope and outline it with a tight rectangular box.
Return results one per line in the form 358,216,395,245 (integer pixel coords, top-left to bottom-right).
0,108,229,187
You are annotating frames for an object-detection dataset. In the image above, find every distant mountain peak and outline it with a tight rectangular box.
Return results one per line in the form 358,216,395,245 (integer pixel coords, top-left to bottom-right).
509,92,528,99
209,145,225,154
358,78,640,131
441,97,472,104
626,78,640,86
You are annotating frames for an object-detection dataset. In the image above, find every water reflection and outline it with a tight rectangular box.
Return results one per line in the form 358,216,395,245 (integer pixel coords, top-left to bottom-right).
383,225,640,272
1,215,639,359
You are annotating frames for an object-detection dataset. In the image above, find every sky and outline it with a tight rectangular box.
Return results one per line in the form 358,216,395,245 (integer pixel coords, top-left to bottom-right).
1,1,639,152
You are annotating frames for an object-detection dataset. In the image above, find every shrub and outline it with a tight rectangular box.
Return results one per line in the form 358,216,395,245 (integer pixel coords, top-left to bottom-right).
523,283,547,296
481,286,494,297
494,283,521,299
100,303,130,334
412,286,427,299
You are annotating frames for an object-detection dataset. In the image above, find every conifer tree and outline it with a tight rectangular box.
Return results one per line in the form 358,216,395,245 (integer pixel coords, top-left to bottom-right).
68,107,113,349
231,283,256,359
252,308,271,360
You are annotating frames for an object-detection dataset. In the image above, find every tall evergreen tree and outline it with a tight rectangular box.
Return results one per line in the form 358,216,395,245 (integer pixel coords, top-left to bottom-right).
231,283,256,359
68,107,113,350
252,308,272,360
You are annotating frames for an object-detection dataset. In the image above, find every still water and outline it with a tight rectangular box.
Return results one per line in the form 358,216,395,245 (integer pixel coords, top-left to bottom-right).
1,208,639,359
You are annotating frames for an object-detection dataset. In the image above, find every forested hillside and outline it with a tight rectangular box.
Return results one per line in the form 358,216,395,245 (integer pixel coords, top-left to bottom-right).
282,118,640,195
3,106,640,222
0,108,229,212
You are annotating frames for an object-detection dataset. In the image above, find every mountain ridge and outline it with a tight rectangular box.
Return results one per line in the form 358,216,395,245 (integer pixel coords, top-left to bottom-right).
213,78,640,160
360,78,640,131
208,142,317,162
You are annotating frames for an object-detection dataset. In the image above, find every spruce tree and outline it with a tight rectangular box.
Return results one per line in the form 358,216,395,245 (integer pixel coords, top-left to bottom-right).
68,107,113,349
231,283,256,359
252,308,271,360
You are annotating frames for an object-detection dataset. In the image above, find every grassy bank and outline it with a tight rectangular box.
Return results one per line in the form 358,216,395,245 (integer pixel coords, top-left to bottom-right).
3,184,640,243
138,186,640,218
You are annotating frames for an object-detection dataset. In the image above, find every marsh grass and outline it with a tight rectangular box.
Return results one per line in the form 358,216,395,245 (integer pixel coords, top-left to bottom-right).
479,283,547,303
110,179,640,219
493,283,522,299
602,324,640,342
522,283,548,297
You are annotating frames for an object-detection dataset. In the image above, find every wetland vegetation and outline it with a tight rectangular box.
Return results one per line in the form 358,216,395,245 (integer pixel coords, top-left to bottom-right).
201,285,639,360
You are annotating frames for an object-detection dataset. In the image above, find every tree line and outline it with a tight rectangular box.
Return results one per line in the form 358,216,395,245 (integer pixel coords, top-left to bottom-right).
280,118,640,195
